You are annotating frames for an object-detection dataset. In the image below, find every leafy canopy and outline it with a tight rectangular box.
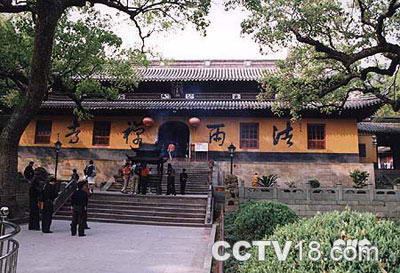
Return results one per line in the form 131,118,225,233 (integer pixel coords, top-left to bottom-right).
0,8,142,119
230,0,400,118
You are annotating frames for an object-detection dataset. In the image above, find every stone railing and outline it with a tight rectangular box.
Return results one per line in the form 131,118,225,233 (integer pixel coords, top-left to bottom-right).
239,186,400,202
238,186,400,218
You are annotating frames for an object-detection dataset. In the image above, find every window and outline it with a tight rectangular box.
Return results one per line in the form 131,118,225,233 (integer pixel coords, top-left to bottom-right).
92,121,111,145
359,144,367,158
307,124,326,149
34,120,52,144
240,123,259,149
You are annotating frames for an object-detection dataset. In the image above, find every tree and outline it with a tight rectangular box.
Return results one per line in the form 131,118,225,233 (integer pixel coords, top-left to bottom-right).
230,0,400,118
0,0,210,216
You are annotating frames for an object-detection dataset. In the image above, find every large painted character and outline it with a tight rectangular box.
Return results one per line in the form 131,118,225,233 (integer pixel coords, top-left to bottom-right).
123,121,145,145
65,119,81,144
273,121,294,147
207,124,226,146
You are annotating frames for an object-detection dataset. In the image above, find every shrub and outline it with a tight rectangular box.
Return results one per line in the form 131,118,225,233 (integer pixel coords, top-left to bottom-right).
234,201,298,242
308,179,320,188
257,174,278,187
393,177,400,186
240,210,400,273
349,169,369,188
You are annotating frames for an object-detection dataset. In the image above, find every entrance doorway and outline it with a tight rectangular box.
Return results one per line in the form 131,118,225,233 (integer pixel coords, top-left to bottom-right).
158,121,190,158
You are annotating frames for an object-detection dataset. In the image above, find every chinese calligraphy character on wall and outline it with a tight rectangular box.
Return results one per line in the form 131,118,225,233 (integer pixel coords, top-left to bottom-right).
207,124,226,146
65,119,81,144
123,121,145,145
273,121,294,147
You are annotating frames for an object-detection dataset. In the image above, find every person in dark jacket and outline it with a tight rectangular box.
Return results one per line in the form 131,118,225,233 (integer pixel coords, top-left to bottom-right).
28,176,42,230
24,161,35,181
71,169,79,182
180,168,188,195
41,178,58,233
166,164,176,196
70,181,88,237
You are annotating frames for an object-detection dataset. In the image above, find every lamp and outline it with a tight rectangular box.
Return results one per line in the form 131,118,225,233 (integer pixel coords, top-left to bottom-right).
227,143,236,174
54,134,62,182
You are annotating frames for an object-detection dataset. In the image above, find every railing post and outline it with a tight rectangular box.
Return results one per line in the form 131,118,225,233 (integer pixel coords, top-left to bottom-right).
369,184,375,201
337,187,343,201
273,187,278,200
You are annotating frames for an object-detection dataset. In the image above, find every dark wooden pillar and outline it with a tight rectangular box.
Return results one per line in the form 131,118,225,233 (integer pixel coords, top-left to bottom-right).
392,144,400,170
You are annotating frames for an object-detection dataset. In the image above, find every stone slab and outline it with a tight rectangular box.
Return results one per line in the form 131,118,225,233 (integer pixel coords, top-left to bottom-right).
16,220,212,273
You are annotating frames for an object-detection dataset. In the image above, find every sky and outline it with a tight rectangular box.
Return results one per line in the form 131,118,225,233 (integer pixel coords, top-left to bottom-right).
98,1,287,61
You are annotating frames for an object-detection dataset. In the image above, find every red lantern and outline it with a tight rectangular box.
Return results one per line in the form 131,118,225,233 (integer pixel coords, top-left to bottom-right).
188,117,201,127
143,117,155,127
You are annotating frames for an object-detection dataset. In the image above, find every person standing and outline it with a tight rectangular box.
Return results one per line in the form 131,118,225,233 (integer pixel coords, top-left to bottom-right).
24,161,35,181
167,143,176,161
70,181,88,237
180,168,188,195
140,164,150,195
41,178,58,233
166,164,176,196
252,172,260,188
28,176,42,230
84,160,96,194
71,169,79,182
131,163,140,195
81,180,90,230
120,162,132,194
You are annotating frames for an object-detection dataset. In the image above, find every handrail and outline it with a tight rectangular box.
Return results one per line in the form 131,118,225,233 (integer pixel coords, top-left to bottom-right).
0,207,20,273
0,222,20,242
53,179,77,215
205,185,214,225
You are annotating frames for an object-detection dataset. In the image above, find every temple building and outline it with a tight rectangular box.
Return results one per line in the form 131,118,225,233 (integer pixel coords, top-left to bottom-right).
18,60,381,187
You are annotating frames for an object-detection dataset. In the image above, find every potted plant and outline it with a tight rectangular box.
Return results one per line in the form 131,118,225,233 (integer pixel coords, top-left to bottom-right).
349,169,369,189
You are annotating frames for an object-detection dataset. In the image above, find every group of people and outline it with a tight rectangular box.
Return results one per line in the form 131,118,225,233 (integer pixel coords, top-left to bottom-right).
25,161,93,236
25,161,60,233
118,161,188,196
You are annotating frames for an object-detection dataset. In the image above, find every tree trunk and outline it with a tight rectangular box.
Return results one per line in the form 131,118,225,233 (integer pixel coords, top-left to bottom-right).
0,1,64,217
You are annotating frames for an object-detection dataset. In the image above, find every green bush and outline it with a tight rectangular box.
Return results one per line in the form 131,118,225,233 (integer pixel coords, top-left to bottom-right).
234,201,299,242
393,177,400,186
240,211,400,273
308,179,320,188
350,169,369,188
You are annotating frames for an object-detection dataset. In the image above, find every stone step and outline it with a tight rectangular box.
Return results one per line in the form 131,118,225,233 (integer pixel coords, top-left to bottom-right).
74,200,207,209
53,215,207,228
56,211,205,223
69,204,206,213
58,207,205,218
90,193,208,204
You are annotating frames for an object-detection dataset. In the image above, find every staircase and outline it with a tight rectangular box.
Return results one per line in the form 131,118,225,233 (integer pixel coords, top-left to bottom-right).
54,192,209,227
107,161,210,195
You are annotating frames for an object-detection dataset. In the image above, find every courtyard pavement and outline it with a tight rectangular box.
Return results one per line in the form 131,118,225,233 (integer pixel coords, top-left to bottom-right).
16,220,212,273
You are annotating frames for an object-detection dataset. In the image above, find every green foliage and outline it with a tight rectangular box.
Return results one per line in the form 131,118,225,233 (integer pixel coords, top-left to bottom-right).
257,174,278,187
349,169,370,188
0,9,141,118
308,179,321,188
393,177,400,186
240,211,400,273
229,0,400,117
376,104,400,117
234,201,299,242
224,202,298,273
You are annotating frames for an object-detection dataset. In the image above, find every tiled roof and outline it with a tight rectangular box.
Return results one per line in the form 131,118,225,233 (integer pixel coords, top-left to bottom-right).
358,117,400,134
93,60,277,82
41,96,380,111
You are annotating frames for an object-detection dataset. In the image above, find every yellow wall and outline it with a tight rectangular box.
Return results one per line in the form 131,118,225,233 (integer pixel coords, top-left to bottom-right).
358,134,378,163
20,116,360,154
